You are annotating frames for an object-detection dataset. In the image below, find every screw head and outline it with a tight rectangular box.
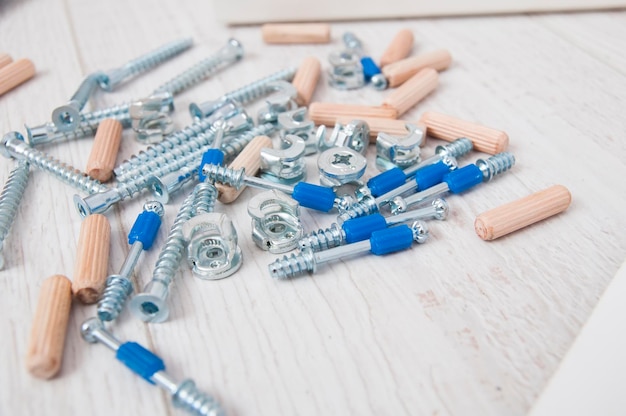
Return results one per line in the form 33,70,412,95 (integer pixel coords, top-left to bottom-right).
410,221,429,244
370,74,388,90
143,201,165,218
431,198,449,220
80,317,105,343
0,131,24,159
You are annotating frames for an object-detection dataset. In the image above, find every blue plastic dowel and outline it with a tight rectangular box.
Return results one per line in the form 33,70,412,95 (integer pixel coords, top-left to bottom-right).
197,149,225,182
367,168,407,197
292,183,336,212
116,342,165,384
360,57,382,81
444,164,483,194
128,210,162,250
414,160,452,191
342,214,388,244
369,225,414,256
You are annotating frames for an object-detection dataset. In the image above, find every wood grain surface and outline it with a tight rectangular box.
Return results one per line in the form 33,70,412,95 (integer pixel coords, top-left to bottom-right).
1,2,625,416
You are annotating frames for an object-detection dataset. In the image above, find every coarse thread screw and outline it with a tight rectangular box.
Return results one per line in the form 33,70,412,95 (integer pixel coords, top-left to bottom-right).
476,151,516,181
191,182,218,216
298,223,344,251
80,318,224,416
0,159,29,269
97,201,165,322
154,38,243,96
129,192,195,323
99,38,193,91
270,221,429,279
1,132,106,195
404,137,474,177
189,67,297,120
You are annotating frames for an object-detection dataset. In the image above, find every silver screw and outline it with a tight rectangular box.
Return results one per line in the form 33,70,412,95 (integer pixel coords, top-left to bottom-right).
128,192,195,323
390,152,516,214
300,198,448,251
80,318,224,416
0,159,30,269
97,201,165,322
98,38,193,91
51,72,107,132
269,221,429,279
189,67,297,120
1,132,106,195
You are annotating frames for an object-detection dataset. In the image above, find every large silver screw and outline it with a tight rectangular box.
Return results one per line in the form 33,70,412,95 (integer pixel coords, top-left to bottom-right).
97,201,165,322
51,38,192,133
128,190,195,323
269,221,429,279
80,318,224,416
189,66,297,120
1,132,106,195
0,159,30,269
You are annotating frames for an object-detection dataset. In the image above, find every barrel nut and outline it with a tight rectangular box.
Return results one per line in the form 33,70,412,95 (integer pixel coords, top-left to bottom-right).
375,123,424,170
277,107,317,155
260,134,307,184
316,119,370,155
317,147,367,187
130,92,176,144
248,190,303,253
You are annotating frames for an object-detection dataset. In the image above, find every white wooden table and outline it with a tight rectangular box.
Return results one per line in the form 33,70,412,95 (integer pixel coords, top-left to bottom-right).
1,1,625,415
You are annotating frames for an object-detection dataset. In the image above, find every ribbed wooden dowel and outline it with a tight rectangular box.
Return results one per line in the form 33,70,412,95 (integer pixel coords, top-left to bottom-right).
309,102,398,127
337,116,426,144
261,23,331,44
0,53,13,70
72,214,111,304
86,119,123,182
382,68,438,116
419,111,509,155
475,185,572,241
218,135,273,203
382,49,452,88
25,274,72,379
292,56,321,106
379,29,414,68
0,58,36,96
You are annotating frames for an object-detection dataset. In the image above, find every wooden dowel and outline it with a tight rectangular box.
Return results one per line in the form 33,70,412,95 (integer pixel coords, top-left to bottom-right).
292,56,321,106
379,29,414,68
382,68,438,117
0,58,36,96
308,102,398,127
475,185,572,241
72,214,111,304
261,23,331,44
218,135,273,203
382,49,452,88
0,53,13,70
25,274,73,379
337,117,426,144
86,119,123,182
419,111,509,155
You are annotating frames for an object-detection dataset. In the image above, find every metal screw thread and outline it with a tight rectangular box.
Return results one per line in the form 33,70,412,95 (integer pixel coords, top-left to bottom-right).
336,197,378,224
103,38,193,90
80,101,132,125
191,182,217,215
3,134,106,194
202,165,245,189
476,152,516,182
268,249,316,279
298,223,344,251
97,276,133,322
172,379,225,416
221,123,275,163
0,160,29,267
152,193,195,286
437,137,474,159
222,67,297,104
114,117,217,178
154,39,243,96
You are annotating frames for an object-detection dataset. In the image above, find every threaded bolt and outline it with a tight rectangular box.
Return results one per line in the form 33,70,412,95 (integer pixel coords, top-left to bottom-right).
1,132,106,195
0,159,30,269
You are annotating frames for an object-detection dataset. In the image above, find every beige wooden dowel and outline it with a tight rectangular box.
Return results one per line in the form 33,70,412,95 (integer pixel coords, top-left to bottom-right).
382,68,438,117
0,53,13,70
0,58,36,96
309,102,398,127
379,29,414,68
419,111,509,155
382,49,452,88
72,214,111,304
86,119,123,182
261,23,331,44
292,56,321,106
25,274,72,379
218,135,273,203
475,185,572,241
336,117,426,144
